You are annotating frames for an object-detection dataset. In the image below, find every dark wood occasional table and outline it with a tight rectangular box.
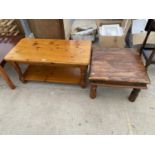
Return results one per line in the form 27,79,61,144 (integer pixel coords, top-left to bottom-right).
4,38,92,87
89,48,150,102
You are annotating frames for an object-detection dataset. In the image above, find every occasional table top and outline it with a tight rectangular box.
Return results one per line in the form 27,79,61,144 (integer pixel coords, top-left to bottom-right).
89,48,150,84
4,38,92,65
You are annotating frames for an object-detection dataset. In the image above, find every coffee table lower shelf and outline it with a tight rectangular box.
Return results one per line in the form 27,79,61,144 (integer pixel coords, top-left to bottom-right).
23,65,81,84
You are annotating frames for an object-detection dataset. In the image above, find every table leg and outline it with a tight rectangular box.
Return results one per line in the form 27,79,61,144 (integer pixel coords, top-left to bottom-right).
90,84,97,99
1,60,6,67
80,66,87,88
11,62,26,83
128,88,141,102
0,65,15,89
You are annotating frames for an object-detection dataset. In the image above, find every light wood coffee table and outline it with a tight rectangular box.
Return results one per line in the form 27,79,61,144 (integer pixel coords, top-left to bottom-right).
4,38,92,87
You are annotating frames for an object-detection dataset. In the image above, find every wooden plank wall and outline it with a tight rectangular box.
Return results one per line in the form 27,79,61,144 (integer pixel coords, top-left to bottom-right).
27,19,65,39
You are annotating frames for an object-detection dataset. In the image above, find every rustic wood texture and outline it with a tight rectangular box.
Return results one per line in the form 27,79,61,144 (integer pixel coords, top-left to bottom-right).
27,19,65,39
5,38,92,65
89,48,150,102
89,48,150,85
90,84,97,99
23,65,81,84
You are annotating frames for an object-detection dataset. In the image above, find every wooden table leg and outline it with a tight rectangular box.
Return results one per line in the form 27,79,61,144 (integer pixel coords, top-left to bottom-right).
90,84,97,99
1,60,6,67
0,65,15,89
80,66,87,88
11,62,26,83
128,88,141,102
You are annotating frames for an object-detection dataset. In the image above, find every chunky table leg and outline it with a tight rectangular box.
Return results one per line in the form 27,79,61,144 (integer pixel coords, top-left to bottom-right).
90,84,97,99
128,88,141,102
0,65,15,89
80,66,87,88
11,62,26,83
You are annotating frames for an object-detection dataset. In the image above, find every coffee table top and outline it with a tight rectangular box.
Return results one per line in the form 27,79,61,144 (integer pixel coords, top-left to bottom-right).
89,48,150,84
4,38,92,65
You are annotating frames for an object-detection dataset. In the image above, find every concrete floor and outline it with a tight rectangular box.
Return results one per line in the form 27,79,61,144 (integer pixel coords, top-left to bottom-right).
0,64,155,135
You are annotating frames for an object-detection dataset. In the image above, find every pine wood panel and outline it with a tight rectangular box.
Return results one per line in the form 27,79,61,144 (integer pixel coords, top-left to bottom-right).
5,38,92,65
23,65,81,84
89,48,150,85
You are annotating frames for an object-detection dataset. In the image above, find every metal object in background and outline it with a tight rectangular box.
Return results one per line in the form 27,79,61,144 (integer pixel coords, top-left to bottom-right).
19,19,34,38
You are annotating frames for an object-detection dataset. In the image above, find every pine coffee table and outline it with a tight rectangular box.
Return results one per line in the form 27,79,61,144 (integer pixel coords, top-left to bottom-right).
4,38,92,87
89,48,150,102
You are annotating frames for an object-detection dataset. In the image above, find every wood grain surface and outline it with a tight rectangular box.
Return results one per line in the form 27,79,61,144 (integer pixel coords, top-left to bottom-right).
27,19,65,39
23,65,81,84
89,48,150,85
4,38,92,65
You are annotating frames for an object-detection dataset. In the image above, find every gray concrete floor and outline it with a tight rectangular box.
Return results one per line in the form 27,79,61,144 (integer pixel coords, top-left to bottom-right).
0,64,155,135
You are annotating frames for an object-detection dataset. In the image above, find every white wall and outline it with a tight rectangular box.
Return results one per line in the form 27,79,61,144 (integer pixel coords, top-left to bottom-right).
63,19,74,39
